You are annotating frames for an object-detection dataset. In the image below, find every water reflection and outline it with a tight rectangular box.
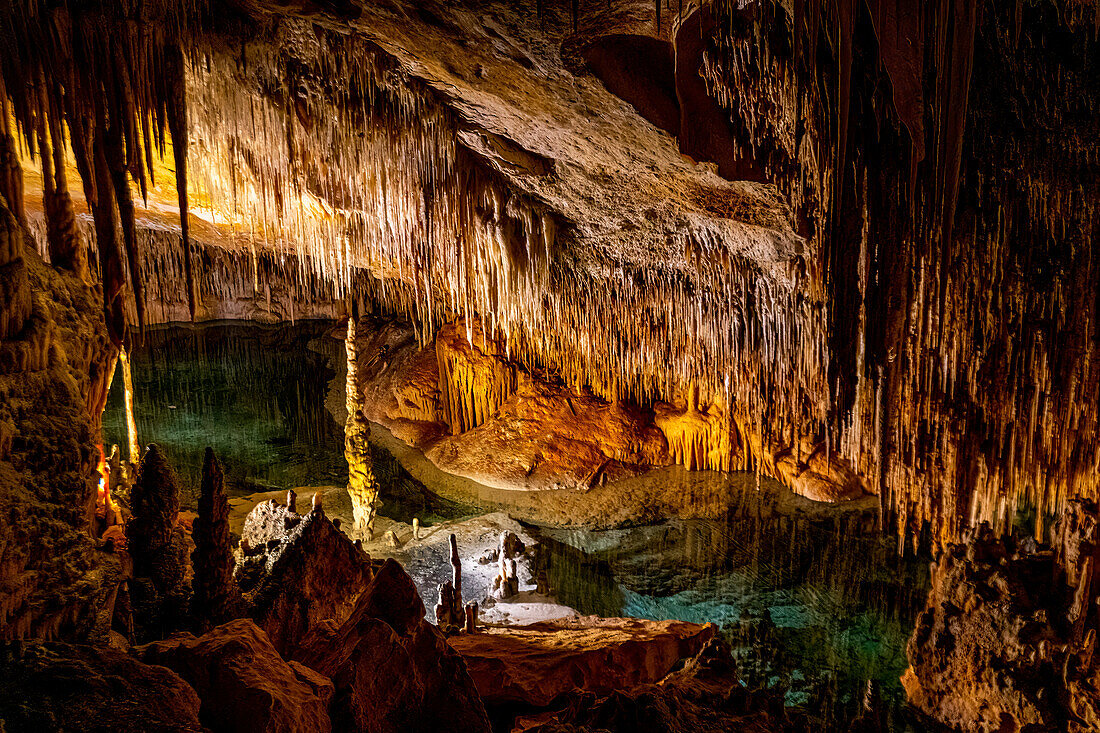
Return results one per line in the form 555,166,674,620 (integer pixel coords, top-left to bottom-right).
102,322,347,505
535,496,929,728
104,322,928,728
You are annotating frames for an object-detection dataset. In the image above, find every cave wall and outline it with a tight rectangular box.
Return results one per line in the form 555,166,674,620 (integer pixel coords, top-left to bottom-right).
0,192,120,640
0,0,1096,549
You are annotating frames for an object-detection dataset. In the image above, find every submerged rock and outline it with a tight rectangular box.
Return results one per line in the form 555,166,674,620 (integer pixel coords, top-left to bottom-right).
134,618,333,733
0,640,203,732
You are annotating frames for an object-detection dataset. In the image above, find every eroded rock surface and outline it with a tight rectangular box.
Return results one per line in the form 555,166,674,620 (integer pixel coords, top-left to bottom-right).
134,618,333,733
448,615,715,707
904,502,1100,731
510,638,815,733
235,497,491,733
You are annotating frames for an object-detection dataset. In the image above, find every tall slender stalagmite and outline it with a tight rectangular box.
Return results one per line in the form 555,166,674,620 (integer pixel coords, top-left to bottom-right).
344,312,377,538
191,448,239,631
120,349,140,465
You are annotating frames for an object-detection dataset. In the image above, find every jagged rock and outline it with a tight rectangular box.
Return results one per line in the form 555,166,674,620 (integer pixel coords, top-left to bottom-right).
904,506,1100,732
236,497,490,733
126,444,192,639
234,499,375,656
448,616,716,708
134,618,333,733
0,640,203,732
191,448,241,631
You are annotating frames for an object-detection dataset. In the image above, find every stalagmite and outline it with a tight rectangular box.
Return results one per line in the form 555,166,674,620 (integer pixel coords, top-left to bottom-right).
463,602,478,634
286,490,297,514
119,349,140,465
344,315,378,537
126,444,190,638
435,534,464,631
191,448,239,632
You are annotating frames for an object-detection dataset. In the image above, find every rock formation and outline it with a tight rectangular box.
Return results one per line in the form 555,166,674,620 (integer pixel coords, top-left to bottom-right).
448,616,716,708
191,448,241,632
235,498,491,733
345,314,379,537
0,640,204,732
0,203,118,641
491,530,525,600
904,502,1100,731
435,533,465,632
134,619,334,733
127,444,192,639
509,637,814,733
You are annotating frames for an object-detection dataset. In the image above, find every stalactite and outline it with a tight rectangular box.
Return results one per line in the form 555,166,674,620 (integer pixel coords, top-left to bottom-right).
165,44,196,322
0,1,200,339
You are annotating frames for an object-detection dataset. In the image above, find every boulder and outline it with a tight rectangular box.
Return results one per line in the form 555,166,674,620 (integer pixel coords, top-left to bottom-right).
134,618,333,733
0,640,203,732
904,508,1100,732
448,616,716,708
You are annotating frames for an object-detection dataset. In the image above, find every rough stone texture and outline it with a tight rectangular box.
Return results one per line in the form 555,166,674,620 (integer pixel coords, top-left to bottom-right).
0,640,204,732
0,222,118,640
127,444,193,639
191,447,241,631
134,618,333,733
235,496,490,733
235,499,376,655
904,503,1100,732
448,616,716,707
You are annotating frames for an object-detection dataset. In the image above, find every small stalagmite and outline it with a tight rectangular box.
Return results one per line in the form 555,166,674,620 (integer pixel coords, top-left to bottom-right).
491,531,524,600
191,448,241,632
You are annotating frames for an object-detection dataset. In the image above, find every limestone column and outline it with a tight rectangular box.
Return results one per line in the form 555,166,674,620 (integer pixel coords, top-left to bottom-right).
344,312,377,538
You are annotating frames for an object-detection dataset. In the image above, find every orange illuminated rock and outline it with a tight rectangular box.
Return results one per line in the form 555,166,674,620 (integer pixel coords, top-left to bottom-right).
448,616,716,707
134,619,333,733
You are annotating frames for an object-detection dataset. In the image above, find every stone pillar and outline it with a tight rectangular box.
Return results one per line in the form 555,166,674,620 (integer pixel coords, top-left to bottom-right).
191,448,239,631
344,314,378,538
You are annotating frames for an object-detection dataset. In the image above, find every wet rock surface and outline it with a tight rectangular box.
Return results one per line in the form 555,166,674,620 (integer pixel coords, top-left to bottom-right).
904,501,1100,732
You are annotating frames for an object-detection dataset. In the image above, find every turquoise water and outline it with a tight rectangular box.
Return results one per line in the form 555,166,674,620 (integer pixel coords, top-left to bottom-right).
105,321,928,728
102,322,347,505
535,507,929,728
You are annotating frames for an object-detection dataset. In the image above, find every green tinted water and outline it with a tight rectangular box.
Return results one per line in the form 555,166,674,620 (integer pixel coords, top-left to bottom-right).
104,322,927,728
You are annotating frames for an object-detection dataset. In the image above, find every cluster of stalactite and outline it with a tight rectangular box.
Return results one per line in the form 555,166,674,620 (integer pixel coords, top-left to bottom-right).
699,0,1100,546
186,18,830,460
0,0,198,345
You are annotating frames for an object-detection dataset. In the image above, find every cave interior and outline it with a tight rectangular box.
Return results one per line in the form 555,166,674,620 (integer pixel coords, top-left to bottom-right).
0,0,1098,731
